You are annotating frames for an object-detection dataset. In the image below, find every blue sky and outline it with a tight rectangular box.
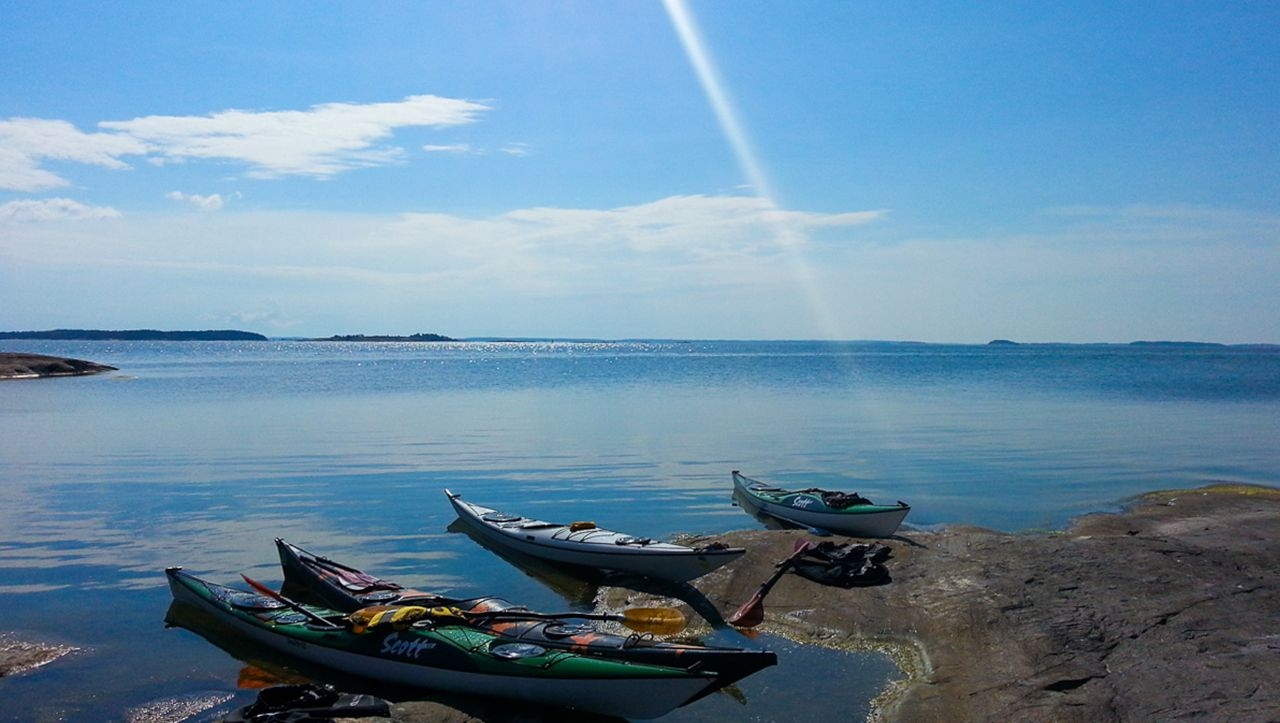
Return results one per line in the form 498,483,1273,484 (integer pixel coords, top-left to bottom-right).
2,1,1277,342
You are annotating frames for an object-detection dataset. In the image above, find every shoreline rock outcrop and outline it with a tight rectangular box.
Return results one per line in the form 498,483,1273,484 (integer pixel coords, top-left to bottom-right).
0,353,117,379
675,485,1280,722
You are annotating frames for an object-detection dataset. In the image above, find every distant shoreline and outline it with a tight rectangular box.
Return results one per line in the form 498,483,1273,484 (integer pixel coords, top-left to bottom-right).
0,329,266,341
308,333,454,342
1,330,1274,347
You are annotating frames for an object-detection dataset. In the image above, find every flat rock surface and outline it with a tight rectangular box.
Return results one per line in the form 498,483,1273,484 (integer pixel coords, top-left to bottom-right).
680,485,1280,723
0,352,117,379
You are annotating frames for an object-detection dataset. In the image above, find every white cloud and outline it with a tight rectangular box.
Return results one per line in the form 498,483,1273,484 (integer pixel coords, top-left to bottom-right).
422,143,472,153
100,94,491,178
0,95,491,191
0,197,122,222
2,198,1276,341
166,191,226,211
0,119,149,191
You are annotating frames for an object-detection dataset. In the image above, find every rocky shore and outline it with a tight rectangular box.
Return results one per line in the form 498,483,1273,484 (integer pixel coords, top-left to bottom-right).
0,352,117,379
694,485,1280,722
3,486,1276,721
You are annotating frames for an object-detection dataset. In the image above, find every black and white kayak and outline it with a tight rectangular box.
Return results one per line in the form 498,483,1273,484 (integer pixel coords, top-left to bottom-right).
446,490,745,582
732,470,910,538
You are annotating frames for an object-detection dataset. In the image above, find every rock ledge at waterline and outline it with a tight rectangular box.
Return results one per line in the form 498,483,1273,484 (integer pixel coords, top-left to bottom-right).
2,486,1275,722
679,485,1279,723
0,353,117,379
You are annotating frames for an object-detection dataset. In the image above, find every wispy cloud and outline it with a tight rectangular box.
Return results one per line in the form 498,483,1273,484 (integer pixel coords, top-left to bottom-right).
100,95,490,178
422,143,473,153
0,197,122,222
166,191,226,211
0,95,491,191
0,119,149,191
4,198,1275,341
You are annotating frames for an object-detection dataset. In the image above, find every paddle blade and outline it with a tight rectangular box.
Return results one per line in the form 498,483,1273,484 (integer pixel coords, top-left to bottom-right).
725,593,765,628
618,607,687,635
726,540,817,628
237,664,308,689
241,574,283,600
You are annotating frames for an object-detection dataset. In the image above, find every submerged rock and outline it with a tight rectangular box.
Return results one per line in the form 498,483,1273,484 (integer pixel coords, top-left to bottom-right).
0,635,78,677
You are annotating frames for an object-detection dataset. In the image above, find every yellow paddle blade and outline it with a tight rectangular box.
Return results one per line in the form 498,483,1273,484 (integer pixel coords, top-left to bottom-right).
618,607,687,635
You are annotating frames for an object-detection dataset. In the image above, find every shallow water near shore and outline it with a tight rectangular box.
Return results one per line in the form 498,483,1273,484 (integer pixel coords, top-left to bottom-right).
1,340,1277,720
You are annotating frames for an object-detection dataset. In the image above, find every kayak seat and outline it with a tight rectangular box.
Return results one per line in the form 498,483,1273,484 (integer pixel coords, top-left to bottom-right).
615,536,653,546
542,623,595,639
217,589,288,611
482,512,522,523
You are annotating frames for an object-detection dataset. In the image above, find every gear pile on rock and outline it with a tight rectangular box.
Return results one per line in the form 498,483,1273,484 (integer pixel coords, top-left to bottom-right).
223,684,390,723
789,541,892,588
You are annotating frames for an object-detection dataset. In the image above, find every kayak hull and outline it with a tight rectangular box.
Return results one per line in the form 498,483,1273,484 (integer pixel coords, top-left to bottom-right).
165,567,718,719
446,490,745,582
274,538,776,692
733,471,910,538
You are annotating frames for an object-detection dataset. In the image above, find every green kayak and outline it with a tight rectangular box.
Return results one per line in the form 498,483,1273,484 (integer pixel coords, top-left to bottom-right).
274,537,776,694
166,567,724,719
733,470,911,538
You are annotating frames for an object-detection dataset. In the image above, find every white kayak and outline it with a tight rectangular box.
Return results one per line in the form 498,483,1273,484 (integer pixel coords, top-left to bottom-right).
446,490,746,582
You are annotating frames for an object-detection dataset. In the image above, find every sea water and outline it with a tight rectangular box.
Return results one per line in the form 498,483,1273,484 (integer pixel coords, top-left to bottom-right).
1,340,1277,721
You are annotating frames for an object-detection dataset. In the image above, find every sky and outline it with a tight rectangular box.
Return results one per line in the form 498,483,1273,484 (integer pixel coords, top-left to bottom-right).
2,1,1278,343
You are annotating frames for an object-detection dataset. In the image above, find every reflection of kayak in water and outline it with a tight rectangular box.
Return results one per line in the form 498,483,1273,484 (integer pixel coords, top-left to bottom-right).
166,566,762,719
446,519,602,607
274,538,775,692
447,489,745,581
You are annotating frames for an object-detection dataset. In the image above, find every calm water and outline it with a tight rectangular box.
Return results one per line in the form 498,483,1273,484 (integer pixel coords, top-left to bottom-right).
1,340,1277,722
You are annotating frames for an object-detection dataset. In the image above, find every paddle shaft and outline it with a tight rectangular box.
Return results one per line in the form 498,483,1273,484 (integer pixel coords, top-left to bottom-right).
242,574,342,629
727,541,815,627
472,608,673,623
471,607,685,632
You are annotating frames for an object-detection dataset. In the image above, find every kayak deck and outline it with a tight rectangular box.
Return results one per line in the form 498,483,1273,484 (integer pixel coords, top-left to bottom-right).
447,489,746,582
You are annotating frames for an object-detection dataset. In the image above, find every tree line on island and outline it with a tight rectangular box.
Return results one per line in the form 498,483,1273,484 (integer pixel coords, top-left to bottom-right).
0,329,455,342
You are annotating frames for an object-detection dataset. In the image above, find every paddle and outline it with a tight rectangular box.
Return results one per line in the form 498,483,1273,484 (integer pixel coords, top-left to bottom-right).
247,573,684,635
726,539,816,628
242,574,343,629
471,607,688,636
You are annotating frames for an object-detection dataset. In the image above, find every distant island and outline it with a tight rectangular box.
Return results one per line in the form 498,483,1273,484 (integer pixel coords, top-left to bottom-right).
988,339,1233,348
0,329,267,341
310,333,455,342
